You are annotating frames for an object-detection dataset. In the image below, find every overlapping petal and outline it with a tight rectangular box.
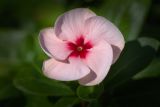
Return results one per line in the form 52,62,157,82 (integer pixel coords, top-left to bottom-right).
39,28,71,60
79,40,113,86
84,16,125,63
55,8,96,41
43,58,90,81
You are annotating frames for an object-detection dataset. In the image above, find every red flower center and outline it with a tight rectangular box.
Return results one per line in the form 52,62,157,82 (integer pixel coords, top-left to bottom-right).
67,36,93,59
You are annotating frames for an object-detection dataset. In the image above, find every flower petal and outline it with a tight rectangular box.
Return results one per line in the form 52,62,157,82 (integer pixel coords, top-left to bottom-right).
84,16,125,63
55,8,96,41
39,28,71,60
79,40,113,86
43,58,90,81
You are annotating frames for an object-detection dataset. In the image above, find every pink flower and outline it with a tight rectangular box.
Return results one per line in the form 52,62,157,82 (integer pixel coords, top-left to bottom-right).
39,8,125,86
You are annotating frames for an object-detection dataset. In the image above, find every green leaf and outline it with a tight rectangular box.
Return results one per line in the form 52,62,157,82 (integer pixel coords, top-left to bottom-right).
138,37,160,51
77,84,104,101
134,58,160,79
13,68,74,96
25,95,53,107
53,97,79,107
0,78,20,100
104,40,156,90
93,0,151,41
87,100,102,107
0,84,19,100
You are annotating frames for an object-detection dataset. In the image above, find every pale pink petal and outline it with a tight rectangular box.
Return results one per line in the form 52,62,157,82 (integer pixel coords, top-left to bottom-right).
84,16,125,63
79,40,113,86
55,8,96,41
39,28,71,60
54,14,65,36
43,58,90,81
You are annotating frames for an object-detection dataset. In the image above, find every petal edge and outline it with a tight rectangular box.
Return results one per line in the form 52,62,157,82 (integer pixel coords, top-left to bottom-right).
79,40,113,86
43,58,90,81
39,28,71,60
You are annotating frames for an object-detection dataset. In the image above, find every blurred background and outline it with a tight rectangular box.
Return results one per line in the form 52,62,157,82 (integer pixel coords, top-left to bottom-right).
0,0,160,107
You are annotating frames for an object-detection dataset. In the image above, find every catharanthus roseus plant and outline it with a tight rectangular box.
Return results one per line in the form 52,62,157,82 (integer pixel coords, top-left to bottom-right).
39,8,125,86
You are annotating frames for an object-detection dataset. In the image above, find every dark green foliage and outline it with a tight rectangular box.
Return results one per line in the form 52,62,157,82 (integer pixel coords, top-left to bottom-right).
104,41,156,90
